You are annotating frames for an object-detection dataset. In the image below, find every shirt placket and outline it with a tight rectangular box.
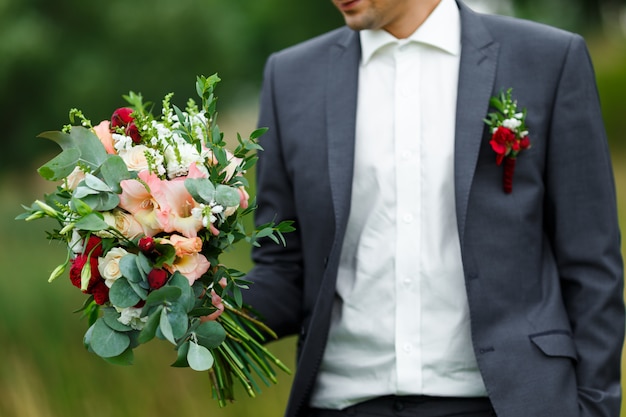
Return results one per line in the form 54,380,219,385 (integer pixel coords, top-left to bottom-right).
393,41,423,392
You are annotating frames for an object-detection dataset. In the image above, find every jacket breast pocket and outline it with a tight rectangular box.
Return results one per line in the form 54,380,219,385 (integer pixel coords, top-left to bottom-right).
529,331,578,362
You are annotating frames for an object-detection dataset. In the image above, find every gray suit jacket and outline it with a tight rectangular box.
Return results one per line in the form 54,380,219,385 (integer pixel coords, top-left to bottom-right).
246,2,625,416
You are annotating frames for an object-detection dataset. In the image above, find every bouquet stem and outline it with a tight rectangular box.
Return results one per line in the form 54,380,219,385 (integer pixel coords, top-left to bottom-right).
503,157,516,194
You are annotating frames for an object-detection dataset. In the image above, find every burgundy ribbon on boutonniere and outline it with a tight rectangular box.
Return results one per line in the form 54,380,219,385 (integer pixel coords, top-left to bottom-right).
484,89,531,193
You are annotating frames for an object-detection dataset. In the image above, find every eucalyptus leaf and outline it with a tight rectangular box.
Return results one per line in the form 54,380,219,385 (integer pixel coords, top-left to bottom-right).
109,278,142,308
83,322,95,351
195,321,226,349
103,347,135,366
119,254,143,283
171,341,190,368
102,307,133,332
145,286,182,307
85,173,113,192
187,341,214,371
215,185,240,208
101,155,132,193
73,185,101,199
167,303,189,340
169,272,195,313
128,280,148,300
160,308,176,345
185,178,215,203
90,318,131,358
136,252,153,276
137,305,163,344
38,127,108,172
37,148,81,181
80,193,120,212
74,213,109,231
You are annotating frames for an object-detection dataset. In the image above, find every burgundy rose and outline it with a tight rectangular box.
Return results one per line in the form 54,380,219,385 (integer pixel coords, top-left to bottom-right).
69,254,101,292
92,280,110,305
111,107,134,128
125,121,142,144
520,136,531,150
147,269,169,289
490,126,516,165
84,236,103,257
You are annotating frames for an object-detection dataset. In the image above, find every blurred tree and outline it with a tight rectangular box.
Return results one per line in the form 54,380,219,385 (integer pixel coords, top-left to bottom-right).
0,0,623,174
511,0,626,33
0,0,342,173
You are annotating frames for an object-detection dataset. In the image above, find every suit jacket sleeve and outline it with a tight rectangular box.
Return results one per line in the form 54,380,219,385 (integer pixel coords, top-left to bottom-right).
243,53,305,339
545,34,624,417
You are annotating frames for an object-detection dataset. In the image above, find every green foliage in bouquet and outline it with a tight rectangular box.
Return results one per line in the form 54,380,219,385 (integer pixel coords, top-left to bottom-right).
18,74,293,406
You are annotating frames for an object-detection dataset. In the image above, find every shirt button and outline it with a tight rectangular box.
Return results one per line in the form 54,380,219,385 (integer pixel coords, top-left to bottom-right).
403,278,412,286
403,343,412,353
401,150,412,160
403,214,413,223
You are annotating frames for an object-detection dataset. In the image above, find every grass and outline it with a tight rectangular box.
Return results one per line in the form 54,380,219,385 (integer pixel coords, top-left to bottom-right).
2,150,625,417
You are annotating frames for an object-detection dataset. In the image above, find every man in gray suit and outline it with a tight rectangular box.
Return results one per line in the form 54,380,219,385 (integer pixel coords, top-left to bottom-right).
246,0,625,416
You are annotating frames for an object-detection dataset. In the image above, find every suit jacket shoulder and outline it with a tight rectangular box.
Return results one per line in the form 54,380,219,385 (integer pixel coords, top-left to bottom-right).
269,26,356,70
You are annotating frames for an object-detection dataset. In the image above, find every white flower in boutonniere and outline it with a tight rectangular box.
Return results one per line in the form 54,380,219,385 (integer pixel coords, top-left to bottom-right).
484,88,531,193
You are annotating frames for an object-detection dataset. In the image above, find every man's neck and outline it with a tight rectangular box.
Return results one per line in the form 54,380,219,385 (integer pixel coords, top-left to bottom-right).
385,0,442,39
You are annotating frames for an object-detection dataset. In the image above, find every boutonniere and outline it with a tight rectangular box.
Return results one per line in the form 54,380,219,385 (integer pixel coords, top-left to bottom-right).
484,88,531,193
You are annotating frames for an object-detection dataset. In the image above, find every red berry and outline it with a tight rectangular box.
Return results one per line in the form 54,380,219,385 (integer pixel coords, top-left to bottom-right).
147,269,169,289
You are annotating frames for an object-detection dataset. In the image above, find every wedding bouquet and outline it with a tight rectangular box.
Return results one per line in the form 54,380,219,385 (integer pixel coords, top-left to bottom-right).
18,74,293,406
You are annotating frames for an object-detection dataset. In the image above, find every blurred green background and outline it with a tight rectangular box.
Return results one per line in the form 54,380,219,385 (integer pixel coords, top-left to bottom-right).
1,0,625,416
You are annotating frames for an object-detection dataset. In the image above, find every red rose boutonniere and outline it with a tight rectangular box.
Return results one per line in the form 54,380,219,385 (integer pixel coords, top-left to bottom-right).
484,88,531,193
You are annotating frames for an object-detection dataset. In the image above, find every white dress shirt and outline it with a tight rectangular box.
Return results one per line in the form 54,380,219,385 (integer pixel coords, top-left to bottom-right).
310,0,487,409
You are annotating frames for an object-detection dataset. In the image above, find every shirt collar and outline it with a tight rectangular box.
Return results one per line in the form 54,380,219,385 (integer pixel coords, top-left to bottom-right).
360,0,461,65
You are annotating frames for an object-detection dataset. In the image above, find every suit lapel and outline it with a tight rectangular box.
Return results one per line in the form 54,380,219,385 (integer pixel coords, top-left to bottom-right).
326,30,361,243
454,1,499,244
